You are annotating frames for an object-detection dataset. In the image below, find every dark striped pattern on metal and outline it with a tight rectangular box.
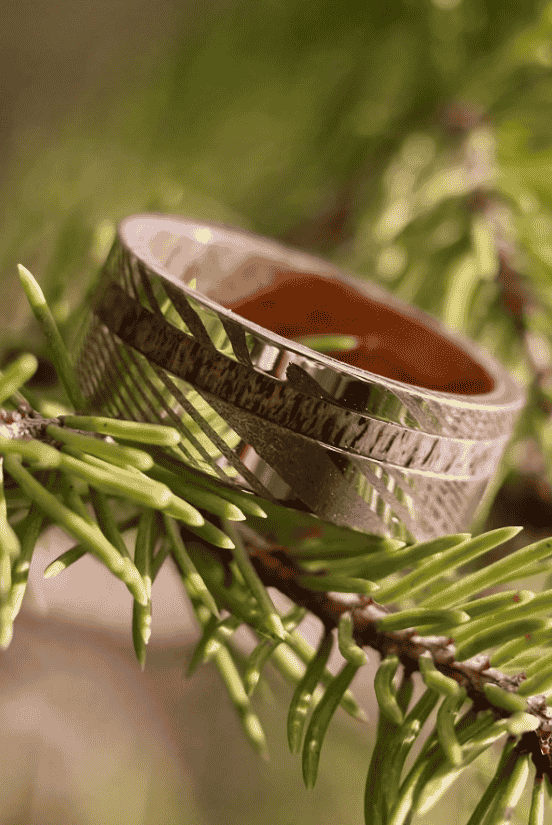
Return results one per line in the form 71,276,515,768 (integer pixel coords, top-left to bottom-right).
74,215,526,541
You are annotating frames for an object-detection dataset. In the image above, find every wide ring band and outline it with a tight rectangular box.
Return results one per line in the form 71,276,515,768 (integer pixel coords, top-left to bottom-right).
74,214,526,542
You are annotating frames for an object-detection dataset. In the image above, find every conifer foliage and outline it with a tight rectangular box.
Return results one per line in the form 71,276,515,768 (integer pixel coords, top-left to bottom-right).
0,255,551,823
5,1,552,822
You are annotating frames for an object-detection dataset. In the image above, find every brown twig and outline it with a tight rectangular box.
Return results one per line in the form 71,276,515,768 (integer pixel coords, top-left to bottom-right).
233,523,552,768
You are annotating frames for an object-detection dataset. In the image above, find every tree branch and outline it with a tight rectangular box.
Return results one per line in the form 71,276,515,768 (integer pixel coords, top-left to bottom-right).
230,522,552,770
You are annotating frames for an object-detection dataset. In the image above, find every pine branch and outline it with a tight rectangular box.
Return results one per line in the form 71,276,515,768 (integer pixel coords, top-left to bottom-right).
238,524,552,726
9,88,552,817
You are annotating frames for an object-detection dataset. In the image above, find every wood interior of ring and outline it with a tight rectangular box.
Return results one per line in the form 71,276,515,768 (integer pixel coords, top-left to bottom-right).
224,271,495,395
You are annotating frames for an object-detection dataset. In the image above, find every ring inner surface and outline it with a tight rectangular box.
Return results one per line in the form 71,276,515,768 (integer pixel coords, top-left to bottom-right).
222,271,494,396
137,224,494,396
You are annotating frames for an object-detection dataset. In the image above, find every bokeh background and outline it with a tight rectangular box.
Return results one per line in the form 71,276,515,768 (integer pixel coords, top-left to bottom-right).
3,1,552,822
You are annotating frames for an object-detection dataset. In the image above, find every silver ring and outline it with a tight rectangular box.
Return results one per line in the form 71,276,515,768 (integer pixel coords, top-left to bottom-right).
74,214,526,542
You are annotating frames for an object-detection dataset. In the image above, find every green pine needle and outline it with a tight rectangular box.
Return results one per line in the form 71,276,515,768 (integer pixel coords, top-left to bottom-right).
4,455,147,605
17,265,86,410
0,354,38,407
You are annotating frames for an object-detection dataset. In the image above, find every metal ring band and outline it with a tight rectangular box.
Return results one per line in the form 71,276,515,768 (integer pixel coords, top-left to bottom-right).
74,214,526,542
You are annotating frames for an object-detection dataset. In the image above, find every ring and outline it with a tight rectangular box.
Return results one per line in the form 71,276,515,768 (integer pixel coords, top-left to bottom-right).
74,214,526,542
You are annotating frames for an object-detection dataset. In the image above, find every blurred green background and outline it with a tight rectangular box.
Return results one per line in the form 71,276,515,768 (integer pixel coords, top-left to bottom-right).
4,0,552,822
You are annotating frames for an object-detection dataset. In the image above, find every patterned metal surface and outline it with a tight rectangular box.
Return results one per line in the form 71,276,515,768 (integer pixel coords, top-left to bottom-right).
74,215,526,542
